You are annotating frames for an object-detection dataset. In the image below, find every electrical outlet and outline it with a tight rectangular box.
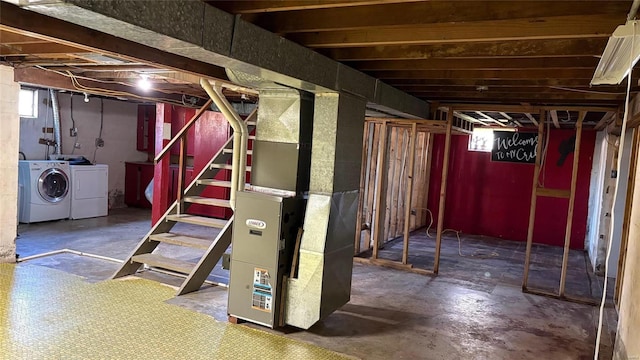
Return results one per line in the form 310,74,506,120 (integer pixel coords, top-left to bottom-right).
95,138,105,147
74,142,81,149
70,128,78,137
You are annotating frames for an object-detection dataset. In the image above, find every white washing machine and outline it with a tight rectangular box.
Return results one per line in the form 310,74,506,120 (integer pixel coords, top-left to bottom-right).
18,160,71,223
69,164,109,219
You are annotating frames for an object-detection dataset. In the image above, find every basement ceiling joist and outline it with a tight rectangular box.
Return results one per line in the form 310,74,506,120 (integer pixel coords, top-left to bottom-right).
325,38,609,61
239,1,629,33
209,0,632,108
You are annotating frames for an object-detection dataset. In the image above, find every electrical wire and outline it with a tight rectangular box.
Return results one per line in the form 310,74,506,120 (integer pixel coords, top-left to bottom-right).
92,98,104,164
70,93,78,154
549,86,626,95
424,209,499,259
593,20,635,360
34,66,198,106
538,114,552,187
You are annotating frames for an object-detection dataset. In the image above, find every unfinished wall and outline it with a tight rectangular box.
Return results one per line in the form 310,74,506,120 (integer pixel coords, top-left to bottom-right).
428,129,596,248
609,130,633,278
614,140,640,360
357,121,431,250
0,65,19,262
18,90,148,208
586,131,609,270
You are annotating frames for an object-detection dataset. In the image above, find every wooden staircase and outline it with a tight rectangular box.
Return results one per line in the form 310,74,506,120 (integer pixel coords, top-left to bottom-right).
112,102,256,295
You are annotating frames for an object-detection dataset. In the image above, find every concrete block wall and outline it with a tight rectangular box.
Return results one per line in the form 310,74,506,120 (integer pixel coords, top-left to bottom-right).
0,65,19,262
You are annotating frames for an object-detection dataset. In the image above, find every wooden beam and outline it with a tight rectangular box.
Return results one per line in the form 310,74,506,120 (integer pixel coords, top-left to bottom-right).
251,2,627,34
402,122,418,264
415,92,622,102
559,111,584,297
348,57,598,71
369,69,597,80
523,109,546,289
615,128,639,304
209,0,418,14
454,111,490,126
536,187,571,198
325,38,609,61
594,111,616,130
13,67,207,107
476,111,507,127
0,30,49,44
550,110,561,128
434,108,453,274
386,78,602,88
371,122,389,259
289,15,620,48
354,120,371,254
0,3,229,82
0,42,85,56
396,85,621,95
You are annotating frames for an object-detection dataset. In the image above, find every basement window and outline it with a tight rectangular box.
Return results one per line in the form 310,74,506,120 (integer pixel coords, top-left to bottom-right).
468,128,494,152
19,88,38,118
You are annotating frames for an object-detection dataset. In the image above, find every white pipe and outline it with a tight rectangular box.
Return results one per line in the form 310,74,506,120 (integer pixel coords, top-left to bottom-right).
200,78,246,210
628,0,640,20
17,248,124,263
211,85,249,192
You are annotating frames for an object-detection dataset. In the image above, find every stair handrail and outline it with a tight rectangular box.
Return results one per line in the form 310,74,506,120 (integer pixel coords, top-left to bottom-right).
154,99,213,163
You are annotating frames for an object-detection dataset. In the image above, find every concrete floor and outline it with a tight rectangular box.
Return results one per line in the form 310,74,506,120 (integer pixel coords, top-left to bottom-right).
14,208,616,359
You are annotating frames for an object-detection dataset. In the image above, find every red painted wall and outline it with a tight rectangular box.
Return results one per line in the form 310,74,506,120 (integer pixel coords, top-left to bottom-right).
427,129,596,249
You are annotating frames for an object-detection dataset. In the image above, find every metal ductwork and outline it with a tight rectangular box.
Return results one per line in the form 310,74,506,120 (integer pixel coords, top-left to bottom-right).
48,88,62,155
284,92,366,329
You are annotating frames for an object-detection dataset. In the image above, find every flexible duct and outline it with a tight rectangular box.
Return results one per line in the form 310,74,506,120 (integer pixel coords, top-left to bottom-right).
49,88,62,155
200,78,247,209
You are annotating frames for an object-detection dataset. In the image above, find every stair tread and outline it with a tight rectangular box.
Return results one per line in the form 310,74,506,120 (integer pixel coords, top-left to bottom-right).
149,232,213,250
196,179,249,188
166,214,227,228
222,148,253,155
132,253,196,274
210,163,252,171
183,196,231,208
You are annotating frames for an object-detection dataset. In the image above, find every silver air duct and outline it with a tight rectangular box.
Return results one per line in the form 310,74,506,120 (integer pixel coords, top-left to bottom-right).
49,88,62,155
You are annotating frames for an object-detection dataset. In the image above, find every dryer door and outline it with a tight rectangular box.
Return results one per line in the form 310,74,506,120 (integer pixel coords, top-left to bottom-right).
38,168,69,203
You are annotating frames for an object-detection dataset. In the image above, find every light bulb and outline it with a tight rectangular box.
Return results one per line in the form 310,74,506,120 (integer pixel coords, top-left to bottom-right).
83,93,89,103
138,74,151,91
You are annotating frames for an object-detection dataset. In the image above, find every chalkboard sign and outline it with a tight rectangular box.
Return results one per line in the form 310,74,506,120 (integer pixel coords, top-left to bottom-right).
491,131,538,164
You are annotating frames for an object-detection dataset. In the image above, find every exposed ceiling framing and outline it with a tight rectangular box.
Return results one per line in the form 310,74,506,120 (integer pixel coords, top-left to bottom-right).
0,0,632,126
208,0,632,109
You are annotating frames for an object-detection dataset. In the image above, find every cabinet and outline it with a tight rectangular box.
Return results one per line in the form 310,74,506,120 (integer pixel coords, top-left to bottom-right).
137,105,156,162
124,162,154,208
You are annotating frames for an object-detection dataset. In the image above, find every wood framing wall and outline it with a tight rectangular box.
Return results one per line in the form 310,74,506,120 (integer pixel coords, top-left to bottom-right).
355,120,432,253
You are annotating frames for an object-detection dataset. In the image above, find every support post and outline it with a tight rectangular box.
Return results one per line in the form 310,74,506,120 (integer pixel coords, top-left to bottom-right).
355,121,370,254
559,112,584,296
372,122,389,260
151,104,172,225
523,109,546,289
434,108,453,273
176,137,187,214
615,128,639,304
402,122,418,264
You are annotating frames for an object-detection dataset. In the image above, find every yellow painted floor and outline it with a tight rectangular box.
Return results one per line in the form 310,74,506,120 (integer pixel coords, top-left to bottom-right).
0,263,352,359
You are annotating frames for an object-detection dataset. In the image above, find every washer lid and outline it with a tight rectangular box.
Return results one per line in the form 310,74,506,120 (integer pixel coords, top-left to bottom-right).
38,168,69,203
